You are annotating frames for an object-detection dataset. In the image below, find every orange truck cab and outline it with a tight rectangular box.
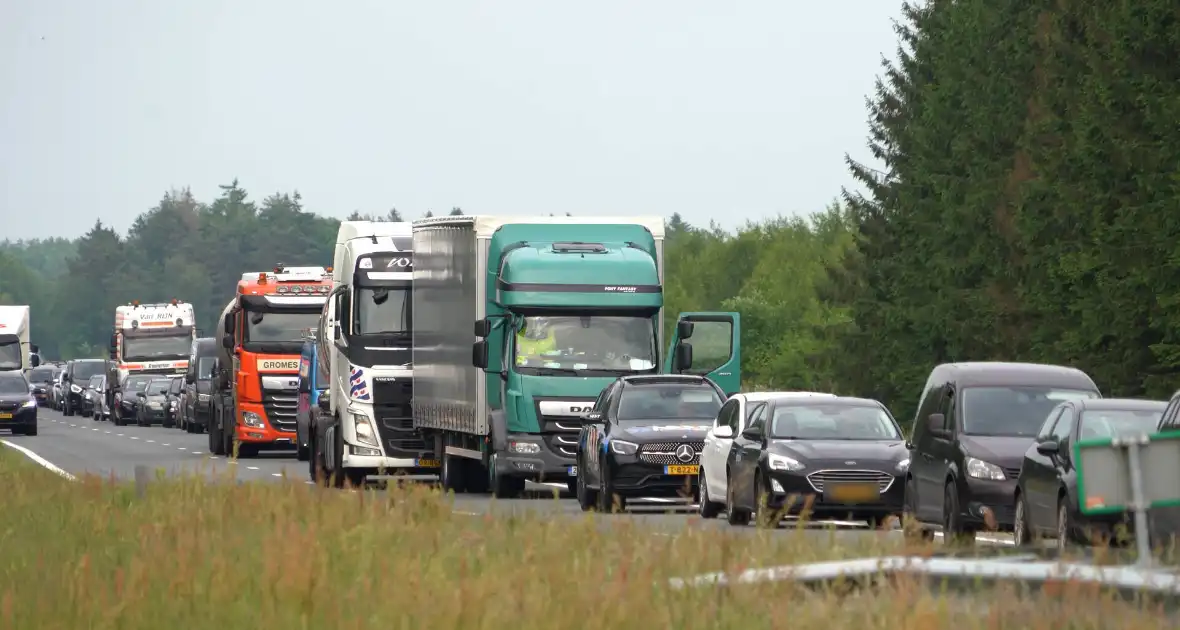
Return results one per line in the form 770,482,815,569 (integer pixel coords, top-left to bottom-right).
208,265,333,457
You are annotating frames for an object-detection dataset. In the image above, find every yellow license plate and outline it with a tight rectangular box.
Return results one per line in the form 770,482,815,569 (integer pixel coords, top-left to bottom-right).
828,483,880,503
416,459,440,468
0,413,11,419
664,465,699,476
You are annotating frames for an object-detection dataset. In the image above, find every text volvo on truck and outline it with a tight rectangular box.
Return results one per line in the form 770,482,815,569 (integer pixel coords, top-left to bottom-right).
311,221,431,487
210,265,332,458
412,215,742,498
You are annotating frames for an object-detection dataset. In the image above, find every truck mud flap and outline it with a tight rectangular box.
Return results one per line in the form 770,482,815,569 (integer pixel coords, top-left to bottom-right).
489,410,507,452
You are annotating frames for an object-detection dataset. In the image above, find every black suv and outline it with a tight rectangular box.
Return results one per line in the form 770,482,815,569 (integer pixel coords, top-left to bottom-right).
903,362,1100,542
575,374,726,512
62,359,110,416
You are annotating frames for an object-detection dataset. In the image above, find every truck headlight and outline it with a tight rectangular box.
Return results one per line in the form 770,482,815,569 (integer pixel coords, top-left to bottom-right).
509,441,541,455
242,411,265,429
351,412,379,447
198,394,210,402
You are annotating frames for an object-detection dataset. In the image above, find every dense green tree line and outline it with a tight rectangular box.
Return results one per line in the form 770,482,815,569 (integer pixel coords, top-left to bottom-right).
4,0,1176,427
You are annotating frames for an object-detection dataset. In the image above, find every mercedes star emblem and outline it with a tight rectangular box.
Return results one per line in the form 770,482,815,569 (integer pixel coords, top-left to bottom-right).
674,444,695,463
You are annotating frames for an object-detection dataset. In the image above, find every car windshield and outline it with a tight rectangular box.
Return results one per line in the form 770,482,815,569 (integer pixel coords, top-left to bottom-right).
122,334,191,361
962,386,1099,437
124,376,153,392
354,285,411,335
616,384,723,422
87,375,104,389
513,315,657,375
169,379,183,394
1080,409,1163,440
770,404,902,440
146,380,171,395
244,310,320,344
197,357,216,379
0,374,29,395
27,368,56,383
72,361,106,380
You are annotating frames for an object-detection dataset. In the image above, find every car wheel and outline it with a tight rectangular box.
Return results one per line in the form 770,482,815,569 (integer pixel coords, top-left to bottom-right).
1014,492,1035,546
697,468,721,519
943,482,975,546
725,470,751,526
754,472,779,529
1056,495,1074,549
576,456,597,512
595,458,624,513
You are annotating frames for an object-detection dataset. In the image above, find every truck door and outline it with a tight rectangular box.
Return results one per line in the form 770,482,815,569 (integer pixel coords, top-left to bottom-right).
662,312,741,396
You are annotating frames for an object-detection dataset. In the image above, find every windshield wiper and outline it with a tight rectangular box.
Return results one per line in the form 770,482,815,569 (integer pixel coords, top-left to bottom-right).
529,367,582,376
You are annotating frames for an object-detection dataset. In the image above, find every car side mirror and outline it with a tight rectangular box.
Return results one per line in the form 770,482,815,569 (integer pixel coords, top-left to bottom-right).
714,425,733,439
472,340,488,369
474,318,491,338
927,413,948,437
1036,440,1059,456
677,320,694,340
674,342,693,371
741,426,761,440
586,410,602,422
317,395,331,413
221,334,234,349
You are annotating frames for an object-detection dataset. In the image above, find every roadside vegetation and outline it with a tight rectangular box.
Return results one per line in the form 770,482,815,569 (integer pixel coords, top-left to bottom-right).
2,452,1175,628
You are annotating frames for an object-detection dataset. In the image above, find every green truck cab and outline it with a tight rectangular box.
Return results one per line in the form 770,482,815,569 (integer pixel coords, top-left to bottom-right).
412,216,741,498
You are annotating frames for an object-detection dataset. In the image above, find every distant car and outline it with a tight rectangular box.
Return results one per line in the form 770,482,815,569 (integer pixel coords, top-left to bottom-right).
81,374,104,417
91,375,109,421
62,359,108,416
0,371,38,435
724,395,909,528
113,374,154,426
164,376,184,429
575,374,726,512
52,364,70,410
136,378,174,427
1013,397,1166,548
25,366,58,406
699,391,836,519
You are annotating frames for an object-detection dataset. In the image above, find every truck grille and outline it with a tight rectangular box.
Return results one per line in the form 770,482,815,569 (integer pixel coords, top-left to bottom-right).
263,392,298,433
805,470,895,493
371,377,426,457
638,442,704,466
534,397,596,460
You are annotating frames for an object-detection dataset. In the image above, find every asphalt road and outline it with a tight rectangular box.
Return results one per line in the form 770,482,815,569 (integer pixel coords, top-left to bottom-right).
3,406,1015,545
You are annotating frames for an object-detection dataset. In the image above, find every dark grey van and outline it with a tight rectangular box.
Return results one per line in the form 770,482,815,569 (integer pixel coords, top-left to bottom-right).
903,362,1100,542
180,337,217,433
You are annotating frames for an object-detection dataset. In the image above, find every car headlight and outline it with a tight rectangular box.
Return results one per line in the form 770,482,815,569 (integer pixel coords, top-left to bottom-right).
350,412,379,447
608,439,639,455
242,411,265,428
768,453,805,472
21,399,36,409
198,394,210,402
70,384,82,393
896,458,910,473
965,457,1005,480
170,401,177,411
148,402,162,409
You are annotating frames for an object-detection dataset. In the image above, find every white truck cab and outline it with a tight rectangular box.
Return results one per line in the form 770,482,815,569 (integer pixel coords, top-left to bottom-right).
312,221,430,487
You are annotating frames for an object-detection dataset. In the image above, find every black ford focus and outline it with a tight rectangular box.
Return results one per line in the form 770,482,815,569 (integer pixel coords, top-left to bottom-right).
725,395,909,528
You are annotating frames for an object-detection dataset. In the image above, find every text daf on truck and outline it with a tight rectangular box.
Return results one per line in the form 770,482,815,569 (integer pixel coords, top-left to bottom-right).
311,221,430,487
210,265,332,458
412,215,742,498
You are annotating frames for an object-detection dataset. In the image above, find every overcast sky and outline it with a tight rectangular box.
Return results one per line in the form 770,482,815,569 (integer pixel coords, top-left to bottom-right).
2,1,903,240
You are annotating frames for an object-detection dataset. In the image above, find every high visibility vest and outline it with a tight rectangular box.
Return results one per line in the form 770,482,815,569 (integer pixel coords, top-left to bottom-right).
516,332,557,364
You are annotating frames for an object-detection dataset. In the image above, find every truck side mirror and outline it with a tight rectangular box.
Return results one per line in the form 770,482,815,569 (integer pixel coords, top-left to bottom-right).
474,318,491,338
30,354,41,367
677,320,694,340
185,371,195,384
472,340,489,369
674,342,693,371
317,394,331,413
221,334,234,349
223,313,235,335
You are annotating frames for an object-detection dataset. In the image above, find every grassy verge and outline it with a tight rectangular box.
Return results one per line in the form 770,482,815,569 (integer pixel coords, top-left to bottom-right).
0,450,1174,628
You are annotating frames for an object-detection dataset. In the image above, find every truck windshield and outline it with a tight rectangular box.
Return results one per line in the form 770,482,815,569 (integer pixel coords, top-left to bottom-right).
123,335,191,361
513,315,656,375
354,286,411,335
0,341,20,370
245,310,320,344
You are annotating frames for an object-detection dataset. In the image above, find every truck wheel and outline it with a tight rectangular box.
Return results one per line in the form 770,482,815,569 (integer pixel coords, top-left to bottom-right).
465,459,489,493
296,442,310,461
209,410,225,455
330,424,366,489
488,453,525,499
440,452,468,493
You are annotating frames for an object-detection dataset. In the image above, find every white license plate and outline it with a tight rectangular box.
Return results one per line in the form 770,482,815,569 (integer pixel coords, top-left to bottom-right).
568,466,577,477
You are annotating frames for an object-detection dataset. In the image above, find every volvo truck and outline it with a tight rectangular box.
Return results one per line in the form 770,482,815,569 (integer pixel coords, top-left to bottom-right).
412,215,742,498
107,301,196,420
210,265,332,458
0,306,35,373
311,221,429,487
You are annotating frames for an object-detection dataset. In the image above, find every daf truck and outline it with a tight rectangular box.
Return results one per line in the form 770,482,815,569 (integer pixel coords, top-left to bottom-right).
210,265,332,458
0,306,35,373
412,215,742,498
311,221,430,487
107,301,196,421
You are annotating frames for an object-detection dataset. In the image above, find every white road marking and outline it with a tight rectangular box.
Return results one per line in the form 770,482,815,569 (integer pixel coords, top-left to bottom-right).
91,428,98,431
116,433,124,437
177,447,186,451
162,443,170,446
147,440,155,443
130,437,139,440
209,456,219,460
104,431,111,434
190,451,201,455
1,440,77,481
272,473,282,477
247,466,259,470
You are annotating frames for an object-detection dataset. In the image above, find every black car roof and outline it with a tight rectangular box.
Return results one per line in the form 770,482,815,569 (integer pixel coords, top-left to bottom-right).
620,374,711,386
1073,398,1166,412
932,361,1097,389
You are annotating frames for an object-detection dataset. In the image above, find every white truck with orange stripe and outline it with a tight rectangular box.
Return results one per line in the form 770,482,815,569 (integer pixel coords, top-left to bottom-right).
106,300,196,420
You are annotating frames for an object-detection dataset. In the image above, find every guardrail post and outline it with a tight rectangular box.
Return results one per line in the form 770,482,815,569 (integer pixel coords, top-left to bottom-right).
134,464,149,498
